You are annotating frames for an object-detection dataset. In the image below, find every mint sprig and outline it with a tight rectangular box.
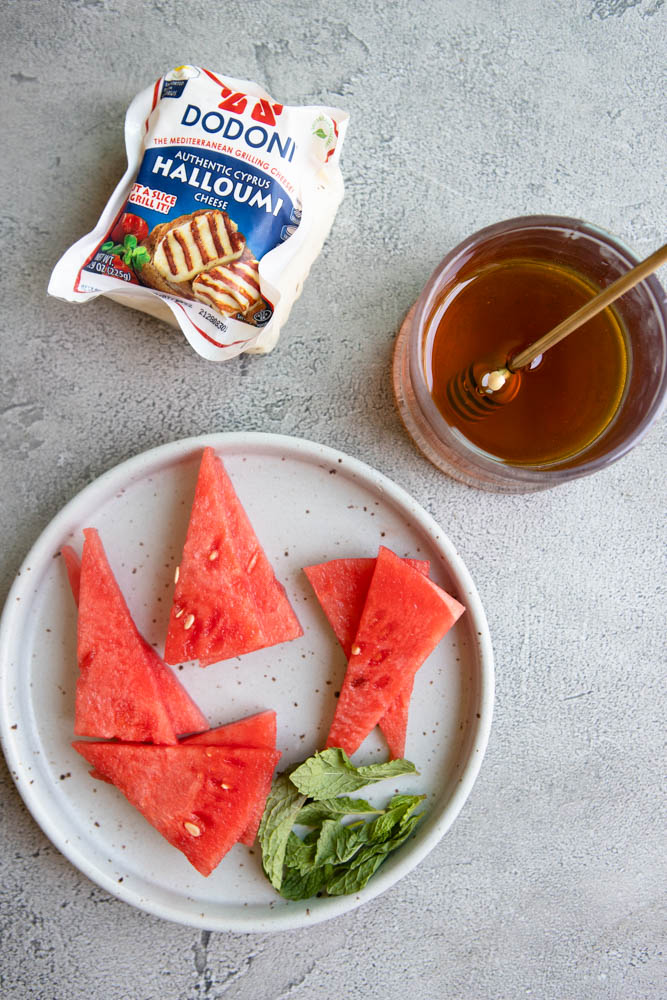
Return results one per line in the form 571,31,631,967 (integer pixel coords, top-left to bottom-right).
258,748,425,900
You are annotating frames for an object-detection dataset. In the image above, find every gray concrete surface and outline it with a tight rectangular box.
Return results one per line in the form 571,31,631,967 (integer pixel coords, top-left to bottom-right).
1,0,665,997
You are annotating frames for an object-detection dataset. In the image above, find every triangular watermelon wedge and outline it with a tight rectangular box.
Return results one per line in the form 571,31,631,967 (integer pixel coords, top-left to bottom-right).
61,544,82,605
164,448,302,667
304,557,430,758
75,528,177,744
73,742,281,876
144,639,208,737
182,710,278,845
182,710,276,748
64,538,207,739
325,546,465,756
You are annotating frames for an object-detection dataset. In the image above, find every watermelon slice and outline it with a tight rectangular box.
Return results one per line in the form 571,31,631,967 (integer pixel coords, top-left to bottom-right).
61,545,81,604
304,556,430,757
183,710,277,845
75,528,177,743
164,447,302,667
325,546,465,756
182,710,276,748
65,533,207,739
73,742,281,876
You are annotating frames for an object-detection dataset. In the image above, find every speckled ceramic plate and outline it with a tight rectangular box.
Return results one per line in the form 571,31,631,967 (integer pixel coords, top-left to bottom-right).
0,433,493,931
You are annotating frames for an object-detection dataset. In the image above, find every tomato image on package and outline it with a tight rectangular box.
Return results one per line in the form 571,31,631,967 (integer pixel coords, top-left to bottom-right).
49,66,349,361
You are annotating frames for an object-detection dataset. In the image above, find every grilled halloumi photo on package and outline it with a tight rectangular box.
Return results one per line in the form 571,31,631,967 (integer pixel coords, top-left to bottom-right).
152,210,245,284
192,250,263,317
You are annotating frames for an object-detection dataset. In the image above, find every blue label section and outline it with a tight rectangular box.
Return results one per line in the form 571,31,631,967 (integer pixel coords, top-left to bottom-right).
83,144,298,329
161,79,188,99
130,145,295,260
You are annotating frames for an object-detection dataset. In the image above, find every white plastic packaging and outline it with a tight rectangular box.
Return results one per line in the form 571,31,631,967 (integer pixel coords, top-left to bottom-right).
49,65,349,360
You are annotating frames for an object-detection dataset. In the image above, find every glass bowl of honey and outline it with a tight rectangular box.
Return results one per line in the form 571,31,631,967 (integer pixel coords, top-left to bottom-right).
393,216,667,492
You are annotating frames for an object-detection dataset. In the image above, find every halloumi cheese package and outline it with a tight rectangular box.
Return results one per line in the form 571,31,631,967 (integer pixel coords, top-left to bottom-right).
49,66,349,359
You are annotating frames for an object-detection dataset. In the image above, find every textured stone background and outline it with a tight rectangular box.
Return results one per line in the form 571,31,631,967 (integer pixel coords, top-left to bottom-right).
1,1,665,997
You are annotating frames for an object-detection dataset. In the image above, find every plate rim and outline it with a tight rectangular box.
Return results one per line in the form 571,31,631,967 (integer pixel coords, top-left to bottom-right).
0,431,494,932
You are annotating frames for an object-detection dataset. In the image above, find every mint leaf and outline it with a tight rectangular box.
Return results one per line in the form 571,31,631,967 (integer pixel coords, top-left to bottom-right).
326,852,386,895
330,823,366,864
257,773,306,891
297,797,382,825
314,128,328,139
362,794,425,841
288,748,356,797
284,831,316,873
328,812,425,891
350,810,424,868
313,818,345,867
123,233,138,250
280,863,334,901
289,748,417,799
355,759,420,783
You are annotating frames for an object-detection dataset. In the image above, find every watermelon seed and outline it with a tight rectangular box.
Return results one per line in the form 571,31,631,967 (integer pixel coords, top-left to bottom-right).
174,566,180,583
184,614,195,630
351,645,361,656
184,821,201,837
209,551,219,562
220,783,230,790
175,608,184,619
247,550,258,572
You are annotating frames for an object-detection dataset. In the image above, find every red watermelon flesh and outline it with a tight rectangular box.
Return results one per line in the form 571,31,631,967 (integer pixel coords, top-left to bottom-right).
304,557,429,656
165,448,301,667
325,546,465,756
75,528,177,744
182,710,276,748
64,535,207,739
304,557,429,758
73,742,281,876
61,545,81,605
376,678,412,760
183,710,278,845
89,711,278,844
144,641,208,737
216,461,302,653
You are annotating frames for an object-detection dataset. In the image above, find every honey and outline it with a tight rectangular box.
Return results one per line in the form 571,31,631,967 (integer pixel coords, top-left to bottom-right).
425,259,629,465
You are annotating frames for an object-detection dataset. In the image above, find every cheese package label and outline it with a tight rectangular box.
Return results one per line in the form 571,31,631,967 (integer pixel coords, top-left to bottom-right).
49,66,349,359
